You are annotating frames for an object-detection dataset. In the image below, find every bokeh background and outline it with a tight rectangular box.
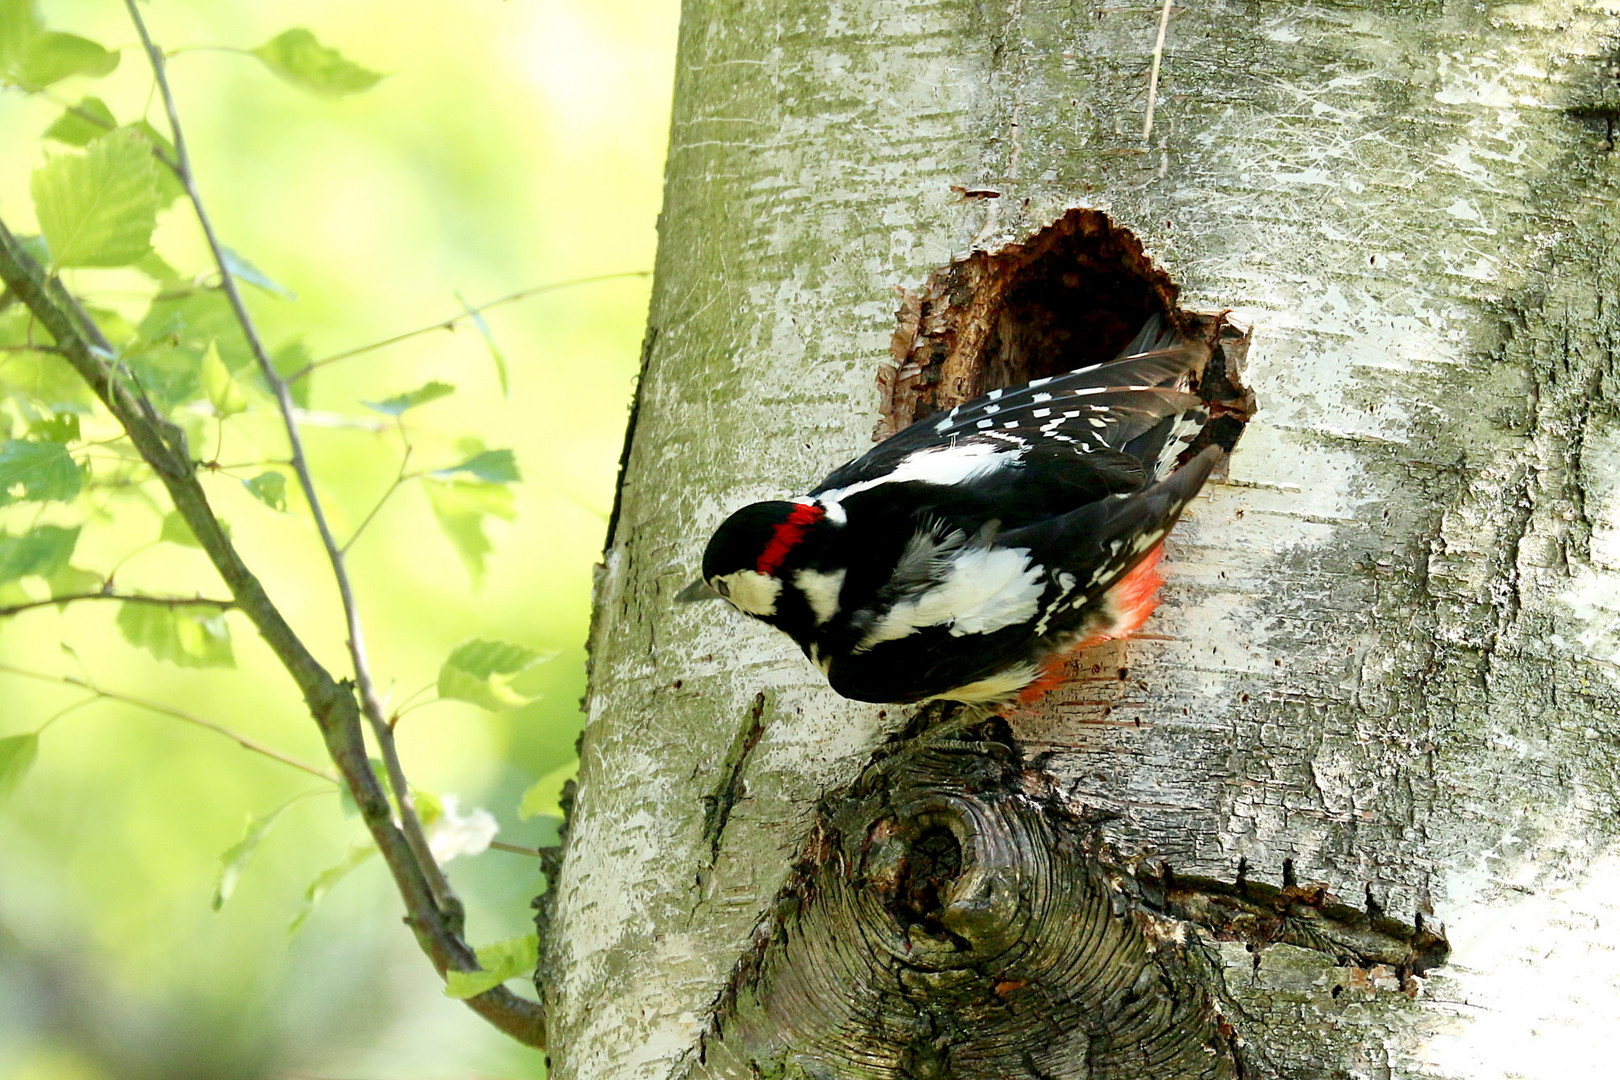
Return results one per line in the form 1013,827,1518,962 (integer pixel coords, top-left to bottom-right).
0,1,677,1076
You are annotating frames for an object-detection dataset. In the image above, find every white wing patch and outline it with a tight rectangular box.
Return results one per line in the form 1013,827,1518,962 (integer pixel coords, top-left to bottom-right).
794,568,846,625
858,546,1045,650
819,441,1020,505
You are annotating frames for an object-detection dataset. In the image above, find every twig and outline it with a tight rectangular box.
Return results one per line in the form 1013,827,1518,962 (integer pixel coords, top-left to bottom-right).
341,425,412,555
0,661,337,782
490,840,543,859
1142,0,1174,141
123,0,456,927
288,270,652,383
0,591,234,618
0,33,542,1052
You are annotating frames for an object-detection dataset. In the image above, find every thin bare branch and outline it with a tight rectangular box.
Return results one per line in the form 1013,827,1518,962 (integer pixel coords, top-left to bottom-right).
0,130,543,1065
288,270,653,383
122,0,457,926
0,661,337,782
0,591,235,618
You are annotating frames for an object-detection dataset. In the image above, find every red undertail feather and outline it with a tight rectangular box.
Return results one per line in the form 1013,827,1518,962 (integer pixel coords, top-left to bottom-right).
756,503,825,576
1016,544,1166,706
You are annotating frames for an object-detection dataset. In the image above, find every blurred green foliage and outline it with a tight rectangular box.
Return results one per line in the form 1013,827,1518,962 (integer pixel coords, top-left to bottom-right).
0,0,676,1076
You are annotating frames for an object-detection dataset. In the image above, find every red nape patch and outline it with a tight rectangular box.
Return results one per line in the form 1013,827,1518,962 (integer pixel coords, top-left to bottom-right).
1015,545,1166,706
756,503,825,576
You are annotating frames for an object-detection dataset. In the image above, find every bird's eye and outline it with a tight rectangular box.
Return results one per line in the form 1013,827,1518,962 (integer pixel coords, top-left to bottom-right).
715,579,730,598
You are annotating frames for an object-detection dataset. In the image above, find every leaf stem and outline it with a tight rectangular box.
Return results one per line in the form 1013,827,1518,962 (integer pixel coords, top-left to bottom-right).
287,270,652,383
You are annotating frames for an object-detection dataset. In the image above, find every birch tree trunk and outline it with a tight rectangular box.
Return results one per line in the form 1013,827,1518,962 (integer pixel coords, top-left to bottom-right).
540,1,1620,1076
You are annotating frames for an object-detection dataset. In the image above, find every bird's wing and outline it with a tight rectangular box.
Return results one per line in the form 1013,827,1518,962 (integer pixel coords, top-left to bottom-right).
997,444,1224,592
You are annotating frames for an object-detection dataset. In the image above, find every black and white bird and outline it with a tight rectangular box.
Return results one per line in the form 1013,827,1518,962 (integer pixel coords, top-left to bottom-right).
679,315,1248,705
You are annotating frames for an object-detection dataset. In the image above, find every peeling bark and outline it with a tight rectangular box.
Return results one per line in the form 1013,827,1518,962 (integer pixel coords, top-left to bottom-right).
542,1,1620,1076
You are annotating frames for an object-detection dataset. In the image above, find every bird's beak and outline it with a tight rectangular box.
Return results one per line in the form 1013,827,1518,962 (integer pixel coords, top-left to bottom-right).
676,578,724,603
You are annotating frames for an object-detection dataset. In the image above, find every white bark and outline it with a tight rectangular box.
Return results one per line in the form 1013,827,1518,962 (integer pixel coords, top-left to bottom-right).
542,0,1620,1075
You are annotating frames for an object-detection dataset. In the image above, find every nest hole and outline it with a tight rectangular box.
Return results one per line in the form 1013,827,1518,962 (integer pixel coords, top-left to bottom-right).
880,207,1251,441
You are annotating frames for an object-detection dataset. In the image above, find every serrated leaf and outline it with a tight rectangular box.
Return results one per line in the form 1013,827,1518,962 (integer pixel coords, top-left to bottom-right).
289,842,376,934
115,602,234,668
43,95,114,145
434,448,520,484
31,128,161,268
423,479,514,584
200,341,246,417
444,934,539,999
221,246,295,300
0,440,81,505
242,471,288,512
453,290,509,396
251,29,382,97
438,639,550,711
11,30,117,89
0,524,77,584
0,732,39,807
214,799,298,911
127,121,183,206
363,380,454,417
130,290,251,409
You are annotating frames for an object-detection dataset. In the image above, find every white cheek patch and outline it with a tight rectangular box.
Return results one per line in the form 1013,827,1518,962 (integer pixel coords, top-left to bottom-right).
859,547,1045,650
720,570,782,617
794,568,846,625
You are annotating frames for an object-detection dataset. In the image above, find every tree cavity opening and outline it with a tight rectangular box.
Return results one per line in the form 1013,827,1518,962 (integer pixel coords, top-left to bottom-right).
879,207,1251,442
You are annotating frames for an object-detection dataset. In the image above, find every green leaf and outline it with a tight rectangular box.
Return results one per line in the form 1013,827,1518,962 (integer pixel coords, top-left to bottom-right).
214,799,298,911
444,934,539,999
221,246,295,300
0,440,81,505
438,639,551,711
134,250,181,284
251,29,382,97
289,842,376,933
518,759,578,821
45,564,101,599
0,0,43,75
423,479,513,584
158,510,200,548
131,290,252,408
363,380,454,417
434,448,520,484
270,339,313,408
128,121,183,206
0,732,39,807
454,290,509,396
242,471,289,512
9,30,118,90
26,410,79,443
0,524,77,584
31,128,161,268
200,341,246,417
115,602,234,668
43,95,114,145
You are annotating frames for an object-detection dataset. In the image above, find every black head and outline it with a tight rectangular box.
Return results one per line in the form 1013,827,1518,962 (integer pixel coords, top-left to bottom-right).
689,500,827,620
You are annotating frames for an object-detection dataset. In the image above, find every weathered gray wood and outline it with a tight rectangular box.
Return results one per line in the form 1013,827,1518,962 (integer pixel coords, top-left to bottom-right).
541,0,1620,1075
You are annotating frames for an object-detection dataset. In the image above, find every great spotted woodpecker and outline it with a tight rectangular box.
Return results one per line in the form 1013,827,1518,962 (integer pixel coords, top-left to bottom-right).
679,315,1247,705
